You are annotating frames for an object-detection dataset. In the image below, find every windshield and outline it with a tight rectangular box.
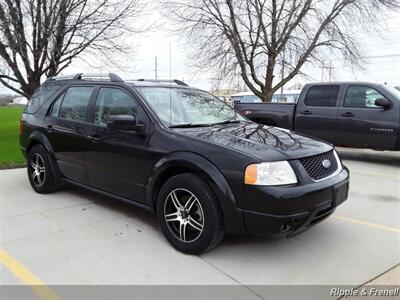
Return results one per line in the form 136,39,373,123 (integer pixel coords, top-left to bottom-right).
137,87,246,126
383,85,400,100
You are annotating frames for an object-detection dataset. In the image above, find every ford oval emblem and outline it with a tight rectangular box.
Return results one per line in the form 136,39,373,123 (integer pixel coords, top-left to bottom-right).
322,159,331,169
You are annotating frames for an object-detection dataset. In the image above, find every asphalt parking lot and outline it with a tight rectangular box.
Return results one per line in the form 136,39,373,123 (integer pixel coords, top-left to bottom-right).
0,148,399,298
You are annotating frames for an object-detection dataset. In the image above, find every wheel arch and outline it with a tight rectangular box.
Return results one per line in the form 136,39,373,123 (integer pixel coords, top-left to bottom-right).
26,131,61,183
146,152,246,234
26,131,54,156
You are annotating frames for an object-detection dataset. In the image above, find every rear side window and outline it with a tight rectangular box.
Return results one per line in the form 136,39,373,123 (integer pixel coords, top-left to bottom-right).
304,85,339,107
24,80,67,114
59,86,93,121
50,94,63,117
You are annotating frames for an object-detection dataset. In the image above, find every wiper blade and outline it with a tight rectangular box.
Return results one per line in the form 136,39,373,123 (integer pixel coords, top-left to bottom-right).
212,120,241,125
169,120,242,128
169,123,212,128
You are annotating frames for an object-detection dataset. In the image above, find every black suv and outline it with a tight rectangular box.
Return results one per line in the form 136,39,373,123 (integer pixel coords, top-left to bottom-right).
20,73,349,254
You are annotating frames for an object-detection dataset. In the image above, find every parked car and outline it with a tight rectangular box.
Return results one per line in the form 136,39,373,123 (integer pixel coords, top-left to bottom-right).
272,89,302,103
20,74,349,254
230,91,262,104
235,82,400,151
231,90,301,105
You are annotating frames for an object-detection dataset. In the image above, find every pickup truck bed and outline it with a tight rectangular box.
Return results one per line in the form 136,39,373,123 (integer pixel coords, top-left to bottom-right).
235,102,296,129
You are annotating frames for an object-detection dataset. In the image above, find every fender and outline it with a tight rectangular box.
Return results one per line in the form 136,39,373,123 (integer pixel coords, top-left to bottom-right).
146,151,246,234
26,130,62,184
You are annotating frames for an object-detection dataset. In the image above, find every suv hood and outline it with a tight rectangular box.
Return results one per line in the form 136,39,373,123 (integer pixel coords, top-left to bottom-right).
174,122,332,161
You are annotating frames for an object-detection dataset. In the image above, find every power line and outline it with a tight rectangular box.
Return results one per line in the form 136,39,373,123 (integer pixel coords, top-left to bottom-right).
364,41,400,47
365,53,400,59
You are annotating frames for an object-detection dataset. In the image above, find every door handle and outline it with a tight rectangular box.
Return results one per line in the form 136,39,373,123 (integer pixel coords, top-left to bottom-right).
300,110,312,115
46,124,54,133
341,112,354,117
87,135,102,143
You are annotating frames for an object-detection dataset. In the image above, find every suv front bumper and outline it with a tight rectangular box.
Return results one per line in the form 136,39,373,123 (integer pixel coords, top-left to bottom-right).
242,166,349,237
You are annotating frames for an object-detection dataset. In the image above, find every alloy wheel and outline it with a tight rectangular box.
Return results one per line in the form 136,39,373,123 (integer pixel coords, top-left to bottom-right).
30,153,46,186
164,188,204,243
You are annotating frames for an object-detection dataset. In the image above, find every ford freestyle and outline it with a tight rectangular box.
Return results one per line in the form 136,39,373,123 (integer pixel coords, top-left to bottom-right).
19,73,349,254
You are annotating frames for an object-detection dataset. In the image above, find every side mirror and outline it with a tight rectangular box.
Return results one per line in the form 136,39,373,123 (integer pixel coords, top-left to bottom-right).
375,98,391,110
107,115,144,133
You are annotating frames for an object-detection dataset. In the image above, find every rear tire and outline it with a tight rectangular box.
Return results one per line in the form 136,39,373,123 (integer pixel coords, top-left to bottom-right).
27,145,59,194
156,173,225,254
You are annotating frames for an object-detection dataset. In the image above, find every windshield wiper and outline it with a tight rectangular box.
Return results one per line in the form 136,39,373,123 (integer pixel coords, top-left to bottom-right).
169,123,212,128
169,120,242,128
211,120,241,126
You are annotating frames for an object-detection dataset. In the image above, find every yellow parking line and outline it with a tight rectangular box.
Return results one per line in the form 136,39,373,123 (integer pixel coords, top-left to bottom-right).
333,215,400,234
0,248,61,300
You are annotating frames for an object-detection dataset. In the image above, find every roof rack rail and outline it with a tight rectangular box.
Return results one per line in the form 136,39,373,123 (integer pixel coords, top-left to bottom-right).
135,79,188,86
48,73,123,82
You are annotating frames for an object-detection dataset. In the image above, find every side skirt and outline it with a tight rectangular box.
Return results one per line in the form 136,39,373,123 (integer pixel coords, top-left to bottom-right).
61,178,153,213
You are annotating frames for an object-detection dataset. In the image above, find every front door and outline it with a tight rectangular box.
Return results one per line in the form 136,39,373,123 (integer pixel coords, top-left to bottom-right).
336,85,399,149
84,86,151,202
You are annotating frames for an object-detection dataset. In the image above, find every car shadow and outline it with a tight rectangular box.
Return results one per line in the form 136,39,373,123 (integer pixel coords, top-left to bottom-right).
61,184,159,231
337,148,400,167
58,184,305,251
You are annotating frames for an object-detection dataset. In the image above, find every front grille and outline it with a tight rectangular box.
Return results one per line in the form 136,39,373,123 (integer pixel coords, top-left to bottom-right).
299,151,338,181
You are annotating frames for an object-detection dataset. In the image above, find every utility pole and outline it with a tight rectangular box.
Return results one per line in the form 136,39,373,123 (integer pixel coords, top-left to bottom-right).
328,61,334,82
320,61,334,82
154,56,158,79
280,50,285,101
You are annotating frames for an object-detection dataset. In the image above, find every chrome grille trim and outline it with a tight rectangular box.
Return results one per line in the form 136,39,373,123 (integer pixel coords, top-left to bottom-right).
298,150,342,182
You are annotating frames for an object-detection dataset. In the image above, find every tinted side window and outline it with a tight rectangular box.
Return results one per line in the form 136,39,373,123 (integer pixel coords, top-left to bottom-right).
59,87,93,121
304,85,339,107
25,80,68,114
344,86,384,108
93,88,138,125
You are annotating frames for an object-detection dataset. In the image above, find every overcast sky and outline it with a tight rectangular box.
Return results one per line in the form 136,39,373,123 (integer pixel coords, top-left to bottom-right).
3,7,400,95
101,9,399,91
146,10,400,91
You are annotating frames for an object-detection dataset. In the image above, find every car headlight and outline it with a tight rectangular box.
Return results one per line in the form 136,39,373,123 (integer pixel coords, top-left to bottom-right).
244,161,297,186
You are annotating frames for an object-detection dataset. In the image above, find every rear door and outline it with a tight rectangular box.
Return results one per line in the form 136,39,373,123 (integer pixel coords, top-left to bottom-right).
294,85,341,143
336,84,399,149
45,85,94,183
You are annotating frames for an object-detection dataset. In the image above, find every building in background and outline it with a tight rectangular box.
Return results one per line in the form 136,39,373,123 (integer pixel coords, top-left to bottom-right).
12,97,28,105
210,88,240,104
230,89,302,105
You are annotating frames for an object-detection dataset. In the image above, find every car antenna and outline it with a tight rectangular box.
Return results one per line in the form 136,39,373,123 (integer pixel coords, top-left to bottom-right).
169,41,172,126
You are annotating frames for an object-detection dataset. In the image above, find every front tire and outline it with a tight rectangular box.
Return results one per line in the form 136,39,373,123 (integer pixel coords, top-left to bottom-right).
156,173,225,254
27,145,59,194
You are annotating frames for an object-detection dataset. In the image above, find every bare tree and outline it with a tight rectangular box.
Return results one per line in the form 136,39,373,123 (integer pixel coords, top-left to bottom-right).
0,0,149,98
164,0,399,101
